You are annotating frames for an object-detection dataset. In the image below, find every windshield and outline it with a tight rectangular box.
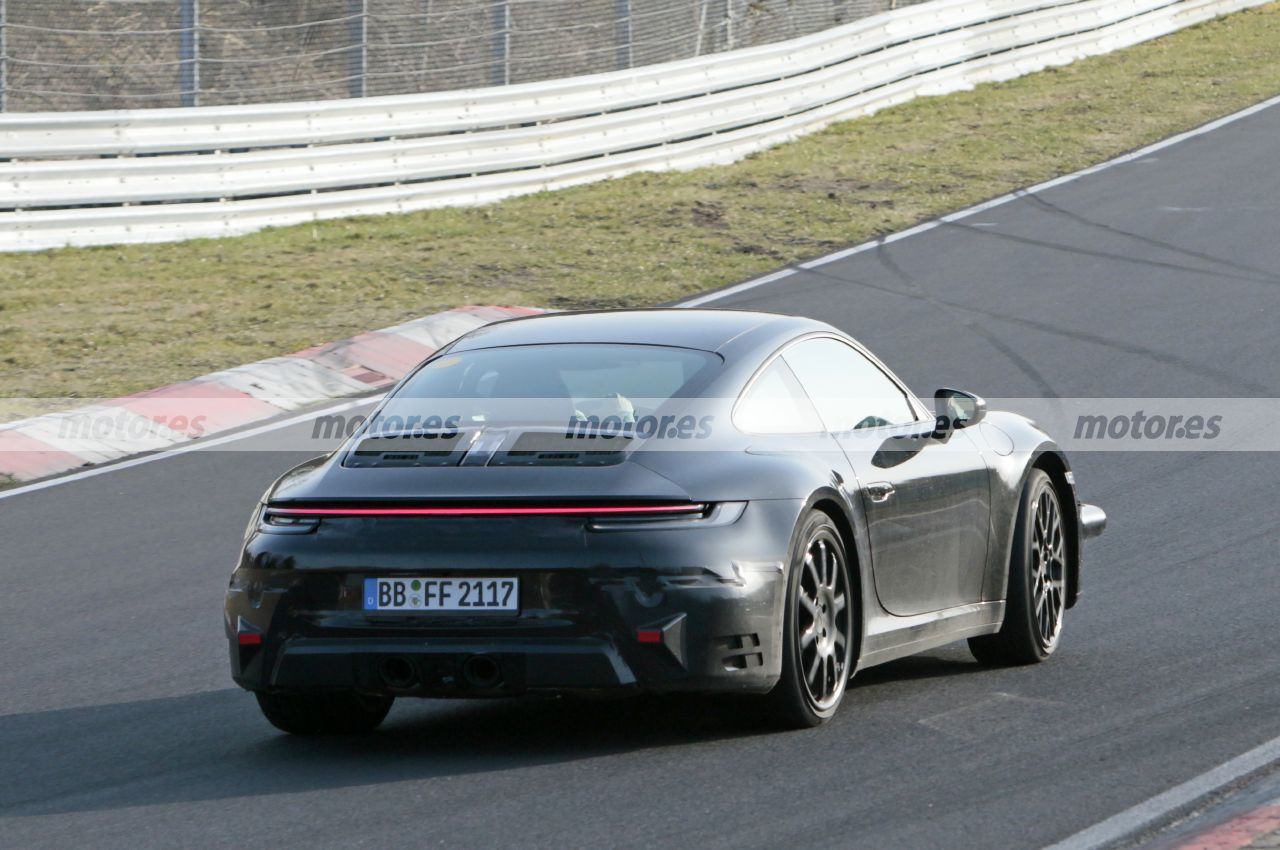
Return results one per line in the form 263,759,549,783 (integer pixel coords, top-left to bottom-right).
371,343,720,433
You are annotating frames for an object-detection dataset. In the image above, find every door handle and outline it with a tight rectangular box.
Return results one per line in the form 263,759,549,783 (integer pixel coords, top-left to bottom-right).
865,482,896,503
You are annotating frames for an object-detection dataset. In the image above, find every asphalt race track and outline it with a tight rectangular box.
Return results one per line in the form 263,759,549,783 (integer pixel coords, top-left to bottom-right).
4,102,1280,849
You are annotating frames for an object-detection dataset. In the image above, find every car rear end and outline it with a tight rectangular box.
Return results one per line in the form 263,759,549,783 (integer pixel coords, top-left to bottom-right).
225,337,805,702
226,491,798,699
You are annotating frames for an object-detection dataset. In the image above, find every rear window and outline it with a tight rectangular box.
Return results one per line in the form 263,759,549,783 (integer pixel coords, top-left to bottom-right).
373,344,720,432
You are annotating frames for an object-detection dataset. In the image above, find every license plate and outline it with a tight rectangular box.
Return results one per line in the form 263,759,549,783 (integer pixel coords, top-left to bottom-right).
363,577,519,613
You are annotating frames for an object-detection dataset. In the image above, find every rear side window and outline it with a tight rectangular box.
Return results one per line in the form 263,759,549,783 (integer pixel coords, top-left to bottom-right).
735,358,824,434
782,338,918,431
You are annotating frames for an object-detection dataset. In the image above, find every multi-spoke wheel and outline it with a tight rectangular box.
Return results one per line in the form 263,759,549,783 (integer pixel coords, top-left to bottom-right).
766,510,856,728
970,468,1070,666
1029,484,1067,650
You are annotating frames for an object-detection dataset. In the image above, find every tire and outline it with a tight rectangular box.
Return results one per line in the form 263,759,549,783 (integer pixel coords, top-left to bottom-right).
255,691,394,736
969,469,1068,666
764,510,857,728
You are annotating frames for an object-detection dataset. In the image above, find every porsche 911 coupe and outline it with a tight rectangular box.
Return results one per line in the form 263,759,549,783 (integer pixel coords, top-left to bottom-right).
225,309,1105,734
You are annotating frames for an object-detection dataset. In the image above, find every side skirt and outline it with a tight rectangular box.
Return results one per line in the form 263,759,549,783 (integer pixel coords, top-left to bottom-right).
855,601,1005,671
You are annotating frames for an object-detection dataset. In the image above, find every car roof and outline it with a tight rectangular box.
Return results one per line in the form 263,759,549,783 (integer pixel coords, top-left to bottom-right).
448,308,830,354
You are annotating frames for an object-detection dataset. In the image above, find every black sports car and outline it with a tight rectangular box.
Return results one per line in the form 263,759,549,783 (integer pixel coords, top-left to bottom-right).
226,309,1105,733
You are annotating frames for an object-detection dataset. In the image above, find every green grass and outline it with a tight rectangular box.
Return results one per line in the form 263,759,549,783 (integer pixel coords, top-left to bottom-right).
2,2,1279,401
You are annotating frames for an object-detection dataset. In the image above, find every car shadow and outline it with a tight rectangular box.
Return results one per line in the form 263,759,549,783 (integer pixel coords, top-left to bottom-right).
1,652,982,818
0,687,780,817
851,649,984,690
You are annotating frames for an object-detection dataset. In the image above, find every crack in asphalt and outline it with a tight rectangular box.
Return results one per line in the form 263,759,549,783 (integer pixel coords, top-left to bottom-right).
871,243,1065,399
1015,193,1280,286
939,220,1280,289
782,263,1275,395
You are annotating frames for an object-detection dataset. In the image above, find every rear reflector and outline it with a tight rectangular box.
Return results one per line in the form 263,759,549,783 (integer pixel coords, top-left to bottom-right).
237,632,263,646
265,504,705,518
636,630,663,644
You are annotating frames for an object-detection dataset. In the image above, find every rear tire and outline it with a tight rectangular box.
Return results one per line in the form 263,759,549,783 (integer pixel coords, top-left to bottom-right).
255,691,394,736
969,469,1068,666
764,510,856,729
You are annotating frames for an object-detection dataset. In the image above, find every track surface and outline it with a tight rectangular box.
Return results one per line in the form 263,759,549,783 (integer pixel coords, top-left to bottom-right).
4,103,1280,849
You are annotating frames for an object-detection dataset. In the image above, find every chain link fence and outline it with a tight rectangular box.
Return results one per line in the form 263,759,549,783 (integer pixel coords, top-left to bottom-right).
0,0,933,112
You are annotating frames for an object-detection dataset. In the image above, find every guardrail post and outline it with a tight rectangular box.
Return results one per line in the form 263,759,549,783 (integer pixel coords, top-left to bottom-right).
347,0,368,98
490,0,510,86
614,0,633,70
178,0,199,107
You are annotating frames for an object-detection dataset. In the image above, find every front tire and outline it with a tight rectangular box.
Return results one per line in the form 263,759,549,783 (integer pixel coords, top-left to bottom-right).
969,468,1068,666
765,510,856,728
255,691,394,735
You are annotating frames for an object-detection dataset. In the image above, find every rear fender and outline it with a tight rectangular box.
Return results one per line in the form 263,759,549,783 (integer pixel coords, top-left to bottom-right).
975,413,1085,609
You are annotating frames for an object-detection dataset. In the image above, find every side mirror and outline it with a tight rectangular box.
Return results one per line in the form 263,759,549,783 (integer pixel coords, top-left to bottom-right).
934,388,986,436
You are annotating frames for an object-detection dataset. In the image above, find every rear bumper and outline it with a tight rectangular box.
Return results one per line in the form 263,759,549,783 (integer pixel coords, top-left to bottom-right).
258,636,636,695
227,574,784,697
225,499,804,697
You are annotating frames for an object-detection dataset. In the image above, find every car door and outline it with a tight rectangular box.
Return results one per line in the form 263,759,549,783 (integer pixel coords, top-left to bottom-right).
782,337,991,616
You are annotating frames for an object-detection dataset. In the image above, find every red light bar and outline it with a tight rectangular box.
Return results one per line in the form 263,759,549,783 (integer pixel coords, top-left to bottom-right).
265,504,705,518
237,632,263,646
636,630,664,644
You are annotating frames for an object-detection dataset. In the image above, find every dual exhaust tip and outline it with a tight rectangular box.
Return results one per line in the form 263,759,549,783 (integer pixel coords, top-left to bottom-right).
377,654,502,690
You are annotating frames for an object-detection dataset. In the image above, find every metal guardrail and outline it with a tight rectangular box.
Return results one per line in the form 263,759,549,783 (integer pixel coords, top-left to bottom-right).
0,0,1268,251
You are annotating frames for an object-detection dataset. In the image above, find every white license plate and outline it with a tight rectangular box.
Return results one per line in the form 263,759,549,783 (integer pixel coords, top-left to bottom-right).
363,577,519,612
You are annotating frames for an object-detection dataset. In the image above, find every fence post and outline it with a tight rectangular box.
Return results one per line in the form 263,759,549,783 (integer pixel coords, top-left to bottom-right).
699,0,728,54
489,0,509,86
0,0,7,113
347,0,368,98
178,0,199,107
694,0,707,56
614,0,632,70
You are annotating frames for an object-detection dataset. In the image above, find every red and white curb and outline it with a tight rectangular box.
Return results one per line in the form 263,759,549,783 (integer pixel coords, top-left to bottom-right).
1171,804,1280,850
0,305,541,483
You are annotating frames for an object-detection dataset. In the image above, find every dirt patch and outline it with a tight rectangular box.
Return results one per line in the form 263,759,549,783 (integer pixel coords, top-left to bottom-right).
689,200,729,229
776,177,904,194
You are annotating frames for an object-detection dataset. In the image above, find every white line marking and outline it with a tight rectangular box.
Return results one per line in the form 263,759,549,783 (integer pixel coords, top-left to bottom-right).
6,93,1280,500
678,92,1280,308
0,395,382,502
1042,733,1280,850
679,267,798,308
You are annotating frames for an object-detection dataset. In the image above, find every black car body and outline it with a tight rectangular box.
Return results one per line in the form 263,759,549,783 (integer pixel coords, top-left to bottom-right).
226,309,1105,732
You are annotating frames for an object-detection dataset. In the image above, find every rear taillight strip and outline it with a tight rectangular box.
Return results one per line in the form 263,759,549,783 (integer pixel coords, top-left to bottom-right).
264,504,706,518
